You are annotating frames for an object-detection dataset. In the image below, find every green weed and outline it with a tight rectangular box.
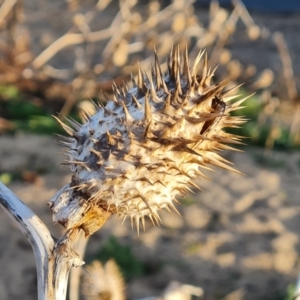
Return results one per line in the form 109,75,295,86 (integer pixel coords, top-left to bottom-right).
93,236,145,280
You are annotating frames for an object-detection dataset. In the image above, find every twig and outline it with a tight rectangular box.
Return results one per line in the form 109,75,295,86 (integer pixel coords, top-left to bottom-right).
231,0,254,28
32,0,195,71
60,90,77,117
32,27,116,69
141,0,194,33
232,0,260,40
0,0,17,29
208,6,238,67
289,104,300,143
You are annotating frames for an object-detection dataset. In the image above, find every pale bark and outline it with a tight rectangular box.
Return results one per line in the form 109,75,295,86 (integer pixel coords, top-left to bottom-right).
0,181,84,300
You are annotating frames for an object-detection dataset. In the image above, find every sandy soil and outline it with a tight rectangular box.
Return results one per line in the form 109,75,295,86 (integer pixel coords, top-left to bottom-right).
0,133,300,300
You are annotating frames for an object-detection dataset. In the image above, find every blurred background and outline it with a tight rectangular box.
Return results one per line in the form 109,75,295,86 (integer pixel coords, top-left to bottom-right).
0,0,300,300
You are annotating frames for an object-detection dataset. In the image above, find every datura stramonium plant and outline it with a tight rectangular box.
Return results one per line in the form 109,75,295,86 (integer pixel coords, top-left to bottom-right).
49,48,247,237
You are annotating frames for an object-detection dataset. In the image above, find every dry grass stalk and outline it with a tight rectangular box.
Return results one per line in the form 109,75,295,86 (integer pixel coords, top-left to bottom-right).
82,260,125,300
273,32,298,101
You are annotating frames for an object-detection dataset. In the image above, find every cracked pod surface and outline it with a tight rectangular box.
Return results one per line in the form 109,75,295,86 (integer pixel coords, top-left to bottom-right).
49,48,247,236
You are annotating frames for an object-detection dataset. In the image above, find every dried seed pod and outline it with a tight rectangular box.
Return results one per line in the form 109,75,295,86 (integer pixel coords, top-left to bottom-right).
82,260,125,300
49,48,247,236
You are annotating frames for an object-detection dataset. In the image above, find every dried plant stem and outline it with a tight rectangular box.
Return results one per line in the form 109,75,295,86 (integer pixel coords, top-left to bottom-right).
0,181,54,298
32,0,195,71
32,27,116,69
69,231,90,300
289,104,300,142
273,32,297,101
232,0,254,28
141,0,194,33
0,181,84,300
0,0,18,29
209,8,238,67
53,228,84,299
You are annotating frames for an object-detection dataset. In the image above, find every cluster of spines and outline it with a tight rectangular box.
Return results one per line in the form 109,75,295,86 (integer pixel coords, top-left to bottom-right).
56,47,243,146
52,47,248,235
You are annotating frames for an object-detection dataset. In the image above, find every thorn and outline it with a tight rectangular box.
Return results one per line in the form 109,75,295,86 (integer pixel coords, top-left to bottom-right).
154,47,163,88
183,45,192,85
144,93,152,125
103,106,114,116
121,101,134,123
100,90,110,101
222,94,242,102
149,75,158,102
135,217,140,236
121,215,127,226
142,72,150,89
167,45,174,74
63,116,81,131
230,93,255,108
162,77,169,94
207,80,228,97
222,83,245,98
185,186,195,194
171,46,180,80
90,99,100,112
106,130,117,145
152,211,162,226
148,214,156,226
199,52,208,88
163,93,171,111
140,193,153,214
53,116,75,136
169,202,181,216
156,179,167,188
90,148,102,158
141,216,146,231
87,181,97,190
112,94,118,103
165,205,173,215
176,67,182,95
57,140,72,148
210,157,243,175
67,160,91,171
132,94,142,109
54,133,74,143
192,50,205,84
81,109,92,122
131,73,137,88
205,65,218,86
137,62,143,89
112,80,119,93
130,215,134,230
120,85,126,96
188,180,203,191
172,85,180,105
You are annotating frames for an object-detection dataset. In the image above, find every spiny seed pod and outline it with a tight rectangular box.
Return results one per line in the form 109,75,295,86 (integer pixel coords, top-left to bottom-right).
49,48,247,236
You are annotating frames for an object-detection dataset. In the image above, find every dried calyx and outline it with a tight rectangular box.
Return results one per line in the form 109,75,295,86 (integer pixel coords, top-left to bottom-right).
49,47,247,236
